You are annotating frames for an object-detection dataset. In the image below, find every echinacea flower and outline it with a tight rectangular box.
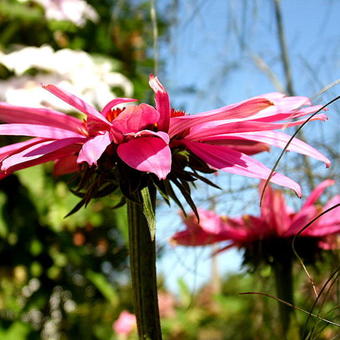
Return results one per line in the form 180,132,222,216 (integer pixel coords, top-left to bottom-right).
171,180,340,256
0,75,330,199
113,310,136,335
0,83,171,180
171,179,339,335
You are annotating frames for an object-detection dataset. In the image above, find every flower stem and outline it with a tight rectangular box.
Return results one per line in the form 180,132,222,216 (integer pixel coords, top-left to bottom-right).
273,255,294,339
127,187,162,340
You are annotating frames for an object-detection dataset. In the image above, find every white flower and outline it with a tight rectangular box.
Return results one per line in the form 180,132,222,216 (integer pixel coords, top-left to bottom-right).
33,0,98,26
0,45,133,110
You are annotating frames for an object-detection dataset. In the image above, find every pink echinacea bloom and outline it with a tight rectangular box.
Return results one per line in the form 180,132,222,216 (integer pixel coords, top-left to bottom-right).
113,310,136,335
0,75,330,197
171,180,340,252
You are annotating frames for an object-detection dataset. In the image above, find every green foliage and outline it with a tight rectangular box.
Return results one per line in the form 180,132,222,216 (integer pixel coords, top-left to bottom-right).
159,267,339,340
0,0,171,337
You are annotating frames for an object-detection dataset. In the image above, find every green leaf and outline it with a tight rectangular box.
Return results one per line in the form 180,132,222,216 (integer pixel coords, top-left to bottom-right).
86,270,118,307
163,180,187,216
189,170,221,189
177,278,192,307
64,198,86,218
172,178,199,221
141,186,156,240
114,205,129,242
0,321,32,340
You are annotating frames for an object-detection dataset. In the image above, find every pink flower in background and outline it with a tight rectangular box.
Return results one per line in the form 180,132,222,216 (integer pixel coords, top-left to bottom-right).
158,291,176,318
113,311,136,335
0,75,331,197
171,180,340,251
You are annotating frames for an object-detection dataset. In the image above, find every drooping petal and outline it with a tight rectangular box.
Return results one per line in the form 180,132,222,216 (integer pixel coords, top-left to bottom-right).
259,182,291,235
319,196,340,227
53,155,79,176
149,75,171,131
0,123,82,139
284,205,317,237
184,114,327,141
208,131,331,167
182,141,302,196
0,103,84,132
77,132,112,165
169,97,273,137
299,196,340,237
171,210,259,247
25,137,86,157
286,195,340,237
117,136,171,179
252,96,312,117
1,142,80,173
170,227,230,246
301,179,335,209
43,84,110,125
253,105,323,123
207,139,270,155
171,209,238,246
0,138,44,161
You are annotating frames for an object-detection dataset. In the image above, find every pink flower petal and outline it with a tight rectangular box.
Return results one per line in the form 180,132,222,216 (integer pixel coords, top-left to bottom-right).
1,142,80,173
43,84,110,125
0,138,44,161
0,123,82,139
53,155,79,176
259,182,291,235
117,136,171,179
124,130,170,144
301,179,335,209
149,75,171,131
77,132,112,165
0,103,84,132
185,114,327,141
253,105,323,122
24,137,85,157
113,311,136,335
169,97,273,137
100,98,137,118
210,131,331,167
302,196,340,237
111,104,159,134
183,141,302,196
285,205,319,236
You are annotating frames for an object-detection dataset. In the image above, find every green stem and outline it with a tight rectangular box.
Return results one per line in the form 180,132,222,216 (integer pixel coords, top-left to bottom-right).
127,188,162,340
273,255,294,339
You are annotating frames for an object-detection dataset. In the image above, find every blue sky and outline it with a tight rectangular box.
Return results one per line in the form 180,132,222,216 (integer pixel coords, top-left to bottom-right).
156,0,340,293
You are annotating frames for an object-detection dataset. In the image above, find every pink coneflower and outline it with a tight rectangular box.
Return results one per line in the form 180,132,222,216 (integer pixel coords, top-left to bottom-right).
171,180,339,334
171,180,339,256
0,75,330,199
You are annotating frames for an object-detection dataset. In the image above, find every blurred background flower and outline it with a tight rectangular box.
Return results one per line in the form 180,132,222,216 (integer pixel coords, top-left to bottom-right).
31,0,98,27
113,310,136,337
0,46,133,110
